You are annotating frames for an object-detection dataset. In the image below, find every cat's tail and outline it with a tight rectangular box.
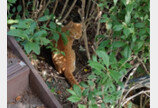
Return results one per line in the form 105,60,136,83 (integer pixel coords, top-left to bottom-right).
64,71,79,86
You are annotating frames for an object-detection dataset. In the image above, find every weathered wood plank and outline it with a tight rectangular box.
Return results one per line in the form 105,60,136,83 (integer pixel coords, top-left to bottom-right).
8,36,62,108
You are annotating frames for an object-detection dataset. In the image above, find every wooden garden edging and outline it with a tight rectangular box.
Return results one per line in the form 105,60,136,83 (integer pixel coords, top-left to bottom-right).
8,36,62,108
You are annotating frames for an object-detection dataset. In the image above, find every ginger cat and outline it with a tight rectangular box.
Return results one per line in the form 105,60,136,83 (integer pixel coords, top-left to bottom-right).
52,21,82,87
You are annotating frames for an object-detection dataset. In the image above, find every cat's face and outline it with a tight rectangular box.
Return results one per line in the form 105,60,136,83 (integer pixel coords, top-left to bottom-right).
67,21,82,39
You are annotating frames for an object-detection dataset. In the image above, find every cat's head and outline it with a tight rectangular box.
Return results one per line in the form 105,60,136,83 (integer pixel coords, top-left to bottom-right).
67,21,82,39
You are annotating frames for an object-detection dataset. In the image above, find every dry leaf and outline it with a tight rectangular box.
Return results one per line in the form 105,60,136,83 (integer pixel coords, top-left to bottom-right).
57,91,62,94
15,96,21,101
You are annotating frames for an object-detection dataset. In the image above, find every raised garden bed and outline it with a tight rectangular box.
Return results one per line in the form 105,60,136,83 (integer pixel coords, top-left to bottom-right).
8,36,62,108
7,33,91,107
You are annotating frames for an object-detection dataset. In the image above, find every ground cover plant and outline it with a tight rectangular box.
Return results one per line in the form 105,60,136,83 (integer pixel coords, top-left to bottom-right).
7,0,150,107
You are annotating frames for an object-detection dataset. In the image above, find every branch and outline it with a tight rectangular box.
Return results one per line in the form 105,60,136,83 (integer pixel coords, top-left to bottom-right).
22,0,26,19
86,0,91,19
94,7,102,49
59,0,69,19
80,0,91,60
52,0,59,14
121,90,150,106
137,57,150,74
60,0,77,23
121,63,140,95
38,0,51,18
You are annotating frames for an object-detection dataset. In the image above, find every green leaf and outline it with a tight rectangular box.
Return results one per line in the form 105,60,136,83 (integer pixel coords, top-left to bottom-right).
113,24,123,31
110,70,121,82
123,28,131,37
89,61,105,71
52,32,59,42
24,41,32,54
89,104,98,108
88,75,96,79
78,104,86,108
128,102,132,108
17,5,22,12
51,88,55,93
114,0,118,6
126,3,133,14
98,40,110,49
121,0,126,5
96,50,109,68
122,46,131,58
8,29,28,39
112,41,125,48
88,80,95,86
106,22,112,30
67,95,81,103
39,37,50,45
101,103,105,108
29,22,37,34
7,19,19,24
44,8,50,15
125,12,131,24
135,23,145,28
100,19,106,23
61,33,68,45
73,85,82,97
38,15,51,22
33,30,47,38
24,41,40,55
137,41,144,49
82,88,89,96
80,82,89,88
49,22,56,30
8,0,17,3
67,89,76,95
12,7,16,13
95,35,104,41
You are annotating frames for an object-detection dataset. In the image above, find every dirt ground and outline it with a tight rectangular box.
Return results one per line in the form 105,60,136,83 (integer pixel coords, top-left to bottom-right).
7,88,45,108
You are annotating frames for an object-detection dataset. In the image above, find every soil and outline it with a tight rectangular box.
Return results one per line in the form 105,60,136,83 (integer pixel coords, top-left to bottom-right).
7,88,46,108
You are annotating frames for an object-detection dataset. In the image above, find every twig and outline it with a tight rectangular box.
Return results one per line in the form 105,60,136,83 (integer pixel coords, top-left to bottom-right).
52,0,59,14
38,0,51,18
118,63,140,107
91,45,97,56
144,92,150,97
121,90,150,106
90,1,96,16
86,0,91,19
122,83,140,101
137,57,150,74
140,94,143,108
119,55,135,70
32,0,37,18
60,0,77,23
59,0,69,19
95,7,102,49
80,0,91,60
22,0,26,19
122,63,140,94
143,98,150,108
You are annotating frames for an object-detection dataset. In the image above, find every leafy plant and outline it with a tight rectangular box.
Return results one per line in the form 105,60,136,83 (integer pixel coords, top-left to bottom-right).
7,0,68,56
8,19,50,55
67,0,150,107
